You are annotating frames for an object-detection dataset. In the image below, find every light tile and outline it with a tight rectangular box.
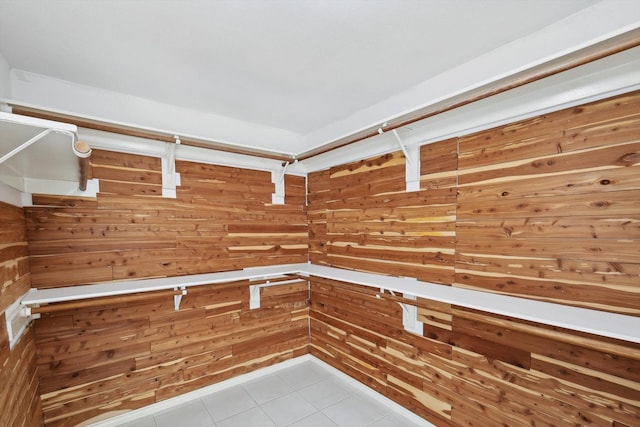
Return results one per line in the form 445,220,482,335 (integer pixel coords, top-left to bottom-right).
216,407,276,427
154,400,214,427
105,358,438,427
288,411,340,427
242,373,294,404
322,394,389,427
298,376,355,409
277,361,332,390
368,412,424,427
116,416,157,427
201,384,257,421
260,391,317,426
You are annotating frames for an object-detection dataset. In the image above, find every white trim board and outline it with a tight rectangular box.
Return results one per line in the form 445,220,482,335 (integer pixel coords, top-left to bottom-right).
5,44,639,178
84,355,436,427
21,262,640,344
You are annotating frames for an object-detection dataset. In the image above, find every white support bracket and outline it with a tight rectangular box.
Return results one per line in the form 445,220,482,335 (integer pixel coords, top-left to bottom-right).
161,136,182,198
271,161,289,205
391,130,420,192
5,290,41,350
249,282,263,309
376,278,423,335
0,129,54,165
173,285,187,311
400,293,424,335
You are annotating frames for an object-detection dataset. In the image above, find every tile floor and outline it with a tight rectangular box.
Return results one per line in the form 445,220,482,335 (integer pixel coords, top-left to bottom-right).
114,358,434,427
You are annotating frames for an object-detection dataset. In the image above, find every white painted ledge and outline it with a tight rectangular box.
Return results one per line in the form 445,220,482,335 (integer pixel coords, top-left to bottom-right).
21,262,640,344
22,263,306,305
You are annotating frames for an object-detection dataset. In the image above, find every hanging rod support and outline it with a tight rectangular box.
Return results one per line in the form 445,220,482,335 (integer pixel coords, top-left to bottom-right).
161,141,181,198
271,161,290,205
0,129,53,165
388,129,420,192
391,130,414,167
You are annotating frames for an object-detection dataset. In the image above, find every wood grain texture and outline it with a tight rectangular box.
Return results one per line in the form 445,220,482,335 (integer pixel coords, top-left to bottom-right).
26,152,308,287
21,152,309,425
308,91,640,315
15,90,640,426
309,141,457,285
310,277,640,427
307,90,640,426
0,202,44,427
34,279,309,426
456,91,640,314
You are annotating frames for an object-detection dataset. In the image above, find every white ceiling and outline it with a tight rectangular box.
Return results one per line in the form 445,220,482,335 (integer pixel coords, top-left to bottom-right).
0,0,638,157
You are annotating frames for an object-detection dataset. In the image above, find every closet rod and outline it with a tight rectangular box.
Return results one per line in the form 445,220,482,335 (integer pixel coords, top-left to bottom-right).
29,275,307,315
30,289,182,315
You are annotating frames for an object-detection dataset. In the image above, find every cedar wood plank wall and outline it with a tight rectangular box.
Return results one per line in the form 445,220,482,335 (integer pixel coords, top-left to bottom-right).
0,203,44,427
25,160,310,426
307,91,640,426
0,90,636,426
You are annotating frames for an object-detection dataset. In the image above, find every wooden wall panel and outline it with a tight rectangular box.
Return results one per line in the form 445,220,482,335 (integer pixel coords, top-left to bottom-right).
308,91,640,313
0,203,30,312
16,89,640,426
21,152,309,425
307,90,640,426
308,169,330,266
310,277,640,427
26,152,308,287
309,141,457,284
456,91,640,314
34,279,309,426
0,202,44,427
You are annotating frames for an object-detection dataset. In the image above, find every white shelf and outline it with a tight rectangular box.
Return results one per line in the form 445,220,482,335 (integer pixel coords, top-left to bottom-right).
0,113,79,192
22,264,306,305
21,262,640,344
302,265,640,344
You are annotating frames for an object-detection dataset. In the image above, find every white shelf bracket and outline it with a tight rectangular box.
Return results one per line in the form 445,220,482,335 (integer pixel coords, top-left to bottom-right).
249,282,264,309
0,129,54,165
391,129,420,192
161,136,181,198
271,161,289,205
173,285,187,311
5,290,41,350
0,126,78,164
400,294,424,335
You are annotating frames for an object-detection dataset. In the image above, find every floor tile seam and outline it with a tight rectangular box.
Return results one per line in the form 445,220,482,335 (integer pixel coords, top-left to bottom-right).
256,387,322,427
276,372,329,390
152,399,216,427
278,407,322,427
204,387,262,424
240,382,291,405
281,409,324,427
319,388,356,411
260,404,286,427
294,383,354,411
260,388,320,424
321,394,393,427
363,411,392,427
199,396,224,423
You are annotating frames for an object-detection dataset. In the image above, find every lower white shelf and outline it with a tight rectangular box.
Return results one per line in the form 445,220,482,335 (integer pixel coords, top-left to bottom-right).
17,262,640,344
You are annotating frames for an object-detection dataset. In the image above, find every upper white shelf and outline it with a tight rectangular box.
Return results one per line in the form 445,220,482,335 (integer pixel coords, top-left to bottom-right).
0,112,87,194
21,262,640,344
